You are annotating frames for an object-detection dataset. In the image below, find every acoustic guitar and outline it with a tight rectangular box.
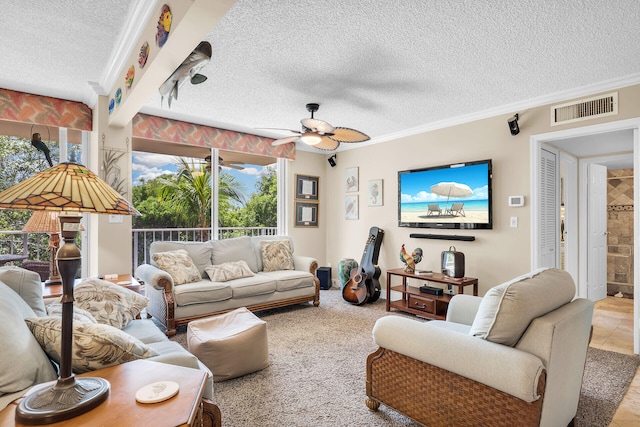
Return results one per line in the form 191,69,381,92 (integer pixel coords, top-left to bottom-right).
342,226,384,305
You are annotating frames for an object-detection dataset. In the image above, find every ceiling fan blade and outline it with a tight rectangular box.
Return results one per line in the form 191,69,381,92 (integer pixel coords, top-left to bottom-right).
301,118,334,134
224,164,245,170
256,127,302,134
272,136,300,146
312,136,340,151
328,127,370,143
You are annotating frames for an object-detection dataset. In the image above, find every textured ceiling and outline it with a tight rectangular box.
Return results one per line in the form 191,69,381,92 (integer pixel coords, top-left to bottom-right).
1,0,640,154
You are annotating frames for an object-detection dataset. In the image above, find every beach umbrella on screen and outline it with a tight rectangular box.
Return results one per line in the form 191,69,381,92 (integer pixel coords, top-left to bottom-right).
430,182,473,210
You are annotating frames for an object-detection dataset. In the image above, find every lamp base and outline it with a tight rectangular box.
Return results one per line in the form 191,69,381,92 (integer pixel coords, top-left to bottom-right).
16,376,109,425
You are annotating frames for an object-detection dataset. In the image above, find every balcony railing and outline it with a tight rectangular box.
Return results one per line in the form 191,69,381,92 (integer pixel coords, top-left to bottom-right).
2,227,278,272
132,227,278,270
0,230,50,262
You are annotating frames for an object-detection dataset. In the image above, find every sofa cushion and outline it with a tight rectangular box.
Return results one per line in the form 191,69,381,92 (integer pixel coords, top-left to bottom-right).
150,241,212,276
122,318,170,344
228,276,277,298
0,281,57,398
174,280,233,306
258,270,315,292
152,249,202,286
251,235,294,272
261,240,294,272
205,260,255,282
26,316,160,373
211,236,259,273
72,278,149,329
469,268,576,346
0,266,47,317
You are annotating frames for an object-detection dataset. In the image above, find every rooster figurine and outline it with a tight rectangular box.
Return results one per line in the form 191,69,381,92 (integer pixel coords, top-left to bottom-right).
400,244,423,273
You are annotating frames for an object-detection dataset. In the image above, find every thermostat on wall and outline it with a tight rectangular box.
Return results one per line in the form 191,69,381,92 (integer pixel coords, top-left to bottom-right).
508,195,525,207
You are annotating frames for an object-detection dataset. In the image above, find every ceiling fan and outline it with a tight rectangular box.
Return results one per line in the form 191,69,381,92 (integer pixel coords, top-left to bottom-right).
203,155,245,171
267,103,370,151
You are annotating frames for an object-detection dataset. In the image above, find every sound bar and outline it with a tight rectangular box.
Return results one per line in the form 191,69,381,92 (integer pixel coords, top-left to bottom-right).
410,233,475,241
419,285,443,295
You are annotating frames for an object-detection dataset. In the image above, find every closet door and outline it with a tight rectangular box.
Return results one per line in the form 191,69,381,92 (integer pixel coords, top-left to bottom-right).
539,148,558,268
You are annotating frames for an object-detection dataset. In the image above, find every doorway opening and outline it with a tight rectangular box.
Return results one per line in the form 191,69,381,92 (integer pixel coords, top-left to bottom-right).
530,118,640,354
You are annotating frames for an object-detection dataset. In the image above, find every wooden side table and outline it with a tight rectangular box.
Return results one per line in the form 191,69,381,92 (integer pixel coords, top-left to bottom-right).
386,268,478,320
0,360,207,427
42,274,144,299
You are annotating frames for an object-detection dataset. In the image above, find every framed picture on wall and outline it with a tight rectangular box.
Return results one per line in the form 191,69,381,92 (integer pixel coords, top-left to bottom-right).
368,179,383,206
295,201,319,227
295,174,319,201
345,167,358,192
345,195,358,220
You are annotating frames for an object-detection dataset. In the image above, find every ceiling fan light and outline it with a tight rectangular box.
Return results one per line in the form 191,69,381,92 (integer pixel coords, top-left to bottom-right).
300,133,322,145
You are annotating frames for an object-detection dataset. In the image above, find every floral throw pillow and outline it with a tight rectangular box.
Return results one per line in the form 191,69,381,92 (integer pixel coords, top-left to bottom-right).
47,303,98,324
205,260,255,282
26,316,159,373
261,240,294,272
152,249,202,285
71,278,149,329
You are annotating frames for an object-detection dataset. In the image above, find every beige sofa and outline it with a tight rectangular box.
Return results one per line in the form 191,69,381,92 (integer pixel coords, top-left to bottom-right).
135,235,320,336
366,268,594,427
0,266,221,427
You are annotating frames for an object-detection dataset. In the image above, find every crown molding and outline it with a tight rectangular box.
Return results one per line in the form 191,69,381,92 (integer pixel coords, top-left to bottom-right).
85,0,158,108
355,72,640,150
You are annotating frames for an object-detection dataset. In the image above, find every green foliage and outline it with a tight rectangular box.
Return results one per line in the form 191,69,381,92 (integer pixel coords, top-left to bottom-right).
238,167,277,227
0,135,81,258
132,157,257,230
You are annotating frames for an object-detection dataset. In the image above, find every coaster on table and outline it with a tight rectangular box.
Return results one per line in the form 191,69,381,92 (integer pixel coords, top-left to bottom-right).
135,381,179,403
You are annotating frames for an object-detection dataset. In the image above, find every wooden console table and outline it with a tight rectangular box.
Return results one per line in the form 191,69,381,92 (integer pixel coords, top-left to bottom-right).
0,359,206,427
386,268,478,320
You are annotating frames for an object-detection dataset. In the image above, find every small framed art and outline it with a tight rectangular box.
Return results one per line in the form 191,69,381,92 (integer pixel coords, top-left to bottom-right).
345,195,359,220
295,201,319,227
295,174,319,201
344,167,358,192
368,179,383,206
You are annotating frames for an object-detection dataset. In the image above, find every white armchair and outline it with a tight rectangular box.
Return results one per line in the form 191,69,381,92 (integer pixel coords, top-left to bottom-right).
366,268,594,427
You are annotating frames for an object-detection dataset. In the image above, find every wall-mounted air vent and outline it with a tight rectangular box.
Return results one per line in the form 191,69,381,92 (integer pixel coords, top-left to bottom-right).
551,92,618,126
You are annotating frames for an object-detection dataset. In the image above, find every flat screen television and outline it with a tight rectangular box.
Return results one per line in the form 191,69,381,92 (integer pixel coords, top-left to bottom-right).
398,159,492,229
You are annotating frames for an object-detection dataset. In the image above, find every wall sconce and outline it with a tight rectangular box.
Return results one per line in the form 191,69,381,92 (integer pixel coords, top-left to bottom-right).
328,154,337,167
508,113,520,136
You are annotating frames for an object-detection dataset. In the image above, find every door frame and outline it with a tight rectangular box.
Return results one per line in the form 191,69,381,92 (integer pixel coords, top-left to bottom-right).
530,117,640,354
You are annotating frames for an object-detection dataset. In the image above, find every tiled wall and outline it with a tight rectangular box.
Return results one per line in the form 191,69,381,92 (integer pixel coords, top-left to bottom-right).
607,168,634,297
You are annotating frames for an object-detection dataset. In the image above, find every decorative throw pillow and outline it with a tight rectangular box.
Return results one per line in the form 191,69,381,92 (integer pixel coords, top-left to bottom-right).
0,281,57,397
152,249,202,285
261,240,294,272
72,278,149,329
46,303,98,324
0,266,47,317
205,260,255,282
469,268,576,346
26,316,159,374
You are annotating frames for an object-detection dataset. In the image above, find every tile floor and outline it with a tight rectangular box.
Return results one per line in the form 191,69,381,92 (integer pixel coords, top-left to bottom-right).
590,297,640,426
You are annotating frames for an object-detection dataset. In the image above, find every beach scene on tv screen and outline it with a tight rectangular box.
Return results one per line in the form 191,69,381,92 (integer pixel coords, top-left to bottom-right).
399,163,490,225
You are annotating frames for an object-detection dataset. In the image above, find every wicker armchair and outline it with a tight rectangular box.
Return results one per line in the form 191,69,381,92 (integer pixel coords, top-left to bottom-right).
366,268,594,427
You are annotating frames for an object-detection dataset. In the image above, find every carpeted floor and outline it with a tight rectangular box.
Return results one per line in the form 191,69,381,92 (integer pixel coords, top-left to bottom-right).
170,289,639,427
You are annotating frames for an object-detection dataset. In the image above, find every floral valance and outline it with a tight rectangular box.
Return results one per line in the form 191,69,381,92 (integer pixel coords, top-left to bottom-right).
0,89,92,131
132,113,295,160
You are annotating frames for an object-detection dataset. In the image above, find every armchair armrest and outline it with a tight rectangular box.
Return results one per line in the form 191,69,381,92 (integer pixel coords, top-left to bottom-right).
446,294,483,325
372,316,545,402
135,264,174,291
292,255,318,275
134,264,177,336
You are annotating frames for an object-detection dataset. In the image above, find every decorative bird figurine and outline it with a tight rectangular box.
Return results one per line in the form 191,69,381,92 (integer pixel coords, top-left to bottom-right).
30,133,53,167
400,245,423,273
